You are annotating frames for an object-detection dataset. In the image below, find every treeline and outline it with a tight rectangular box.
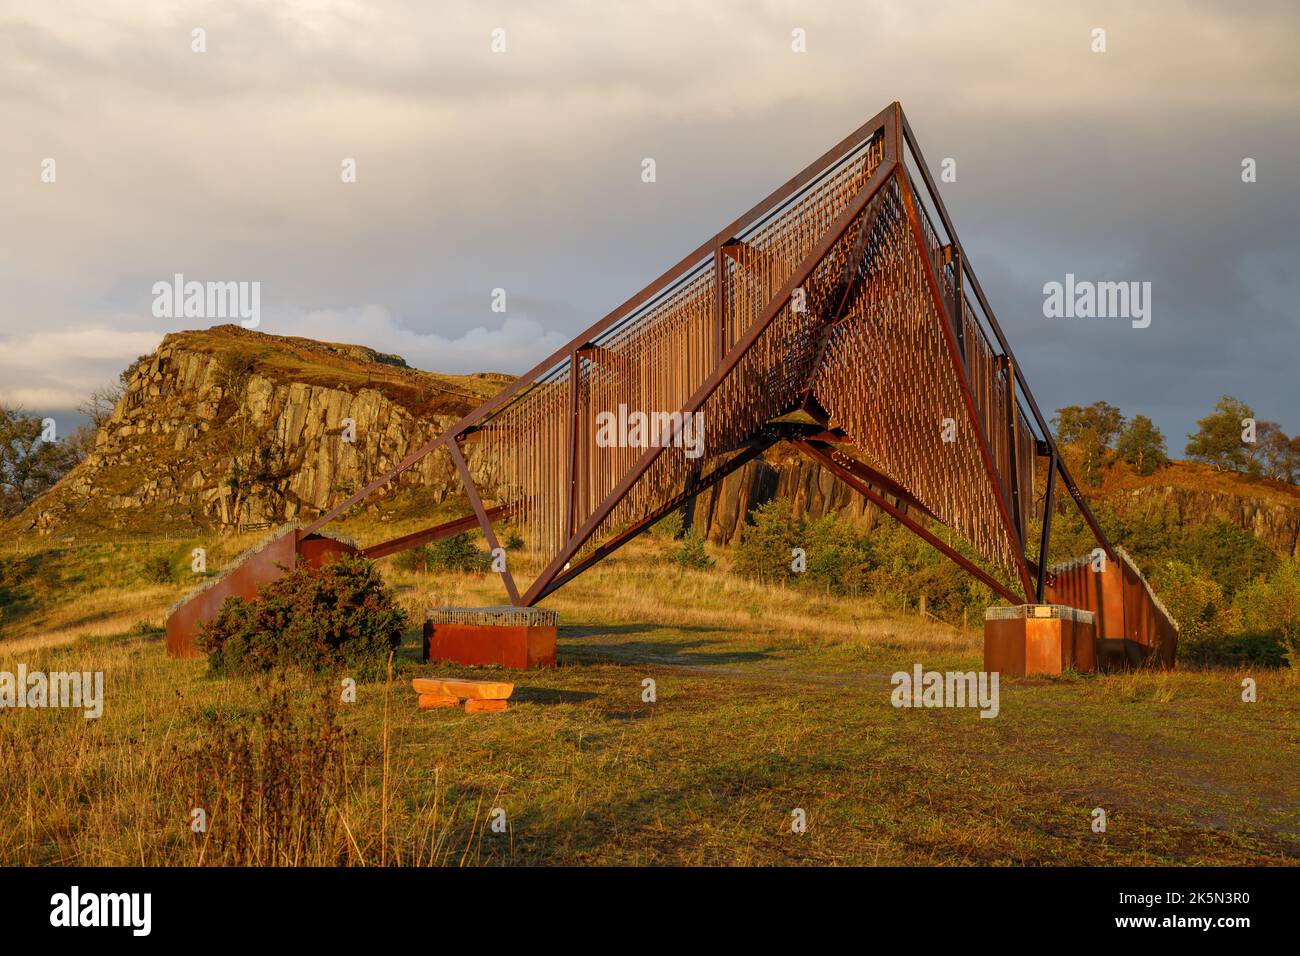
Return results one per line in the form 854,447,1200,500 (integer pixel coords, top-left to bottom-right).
716,494,1298,667
1052,396,1300,486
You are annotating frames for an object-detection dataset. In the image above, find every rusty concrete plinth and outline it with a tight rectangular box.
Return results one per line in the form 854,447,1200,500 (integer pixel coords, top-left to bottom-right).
423,606,558,669
984,604,1096,676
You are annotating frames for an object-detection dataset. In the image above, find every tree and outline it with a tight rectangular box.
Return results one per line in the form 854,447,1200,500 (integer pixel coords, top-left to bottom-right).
1236,558,1300,664
76,353,150,429
1052,401,1124,484
0,405,80,518
1185,395,1254,473
66,422,99,463
1115,414,1168,475
1255,422,1299,483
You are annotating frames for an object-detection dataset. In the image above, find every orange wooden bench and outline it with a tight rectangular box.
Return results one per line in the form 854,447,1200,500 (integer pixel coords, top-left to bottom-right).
412,677,514,713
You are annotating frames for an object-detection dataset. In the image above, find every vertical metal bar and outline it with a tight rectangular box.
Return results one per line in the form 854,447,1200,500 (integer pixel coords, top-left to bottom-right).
565,351,580,541
1036,450,1058,603
521,158,900,605
1001,354,1022,543
899,108,1115,562
714,239,725,366
952,248,965,364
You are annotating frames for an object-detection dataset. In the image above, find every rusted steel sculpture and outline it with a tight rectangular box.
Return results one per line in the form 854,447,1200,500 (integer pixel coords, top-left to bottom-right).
166,102,1176,666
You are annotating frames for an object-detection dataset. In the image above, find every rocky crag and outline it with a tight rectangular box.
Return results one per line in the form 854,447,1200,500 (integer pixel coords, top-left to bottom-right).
20,326,509,535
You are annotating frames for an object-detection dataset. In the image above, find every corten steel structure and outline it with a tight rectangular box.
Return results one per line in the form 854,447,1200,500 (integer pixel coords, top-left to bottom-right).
166,103,1176,665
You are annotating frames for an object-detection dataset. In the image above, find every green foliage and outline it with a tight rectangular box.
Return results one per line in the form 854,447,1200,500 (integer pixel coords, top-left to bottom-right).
733,498,804,585
1152,556,1295,667
197,555,406,678
1052,401,1124,485
671,531,715,571
1,405,80,518
1235,558,1300,664
1181,521,1277,601
1151,559,1231,648
394,532,487,574
733,499,991,620
650,510,684,539
1185,395,1254,472
140,553,175,585
1115,414,1168,475
802,514,873,595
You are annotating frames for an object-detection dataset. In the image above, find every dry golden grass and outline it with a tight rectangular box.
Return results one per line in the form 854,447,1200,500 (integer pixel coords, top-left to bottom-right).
2,532,1297,866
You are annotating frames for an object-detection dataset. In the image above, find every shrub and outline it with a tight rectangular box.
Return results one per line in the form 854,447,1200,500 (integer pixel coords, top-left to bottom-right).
1181,520,1277,601
1234,558,1300,665
803,513,875,596
672,531,715,571
197,555,406,678
734,498,804,584
1151,559,1230,647
650,510,684,539
1180,631,1288,668
393,533,488,574
141,553,175,584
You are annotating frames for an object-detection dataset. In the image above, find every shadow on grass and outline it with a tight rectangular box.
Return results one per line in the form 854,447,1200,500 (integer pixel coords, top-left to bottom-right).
563,638,774,667
562,623,718,639
511,686,599,705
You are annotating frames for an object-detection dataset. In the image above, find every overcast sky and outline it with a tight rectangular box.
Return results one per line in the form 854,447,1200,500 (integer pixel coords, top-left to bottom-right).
1,0,1297,448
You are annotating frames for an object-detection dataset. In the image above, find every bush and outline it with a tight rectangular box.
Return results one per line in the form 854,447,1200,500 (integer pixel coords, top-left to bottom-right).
197,555,406,678
733,498,993,619
672,531,715,571
803,513,875,596
650,510,684,539
1181,520,1277,601
393,532,488,574
1234,558,1300,665
1179,630,1288,668
734,498,804,584
141,553,175,584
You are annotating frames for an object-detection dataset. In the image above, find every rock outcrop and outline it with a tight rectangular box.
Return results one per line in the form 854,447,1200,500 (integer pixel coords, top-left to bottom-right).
21,326,508,534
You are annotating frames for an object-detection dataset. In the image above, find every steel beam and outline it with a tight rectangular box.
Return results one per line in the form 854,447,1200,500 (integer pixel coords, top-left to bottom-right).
362,506,511,559
447,438,520,605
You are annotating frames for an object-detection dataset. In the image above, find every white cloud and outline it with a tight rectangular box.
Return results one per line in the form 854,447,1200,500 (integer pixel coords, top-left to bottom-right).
264,305,571,375
0,327,164,411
